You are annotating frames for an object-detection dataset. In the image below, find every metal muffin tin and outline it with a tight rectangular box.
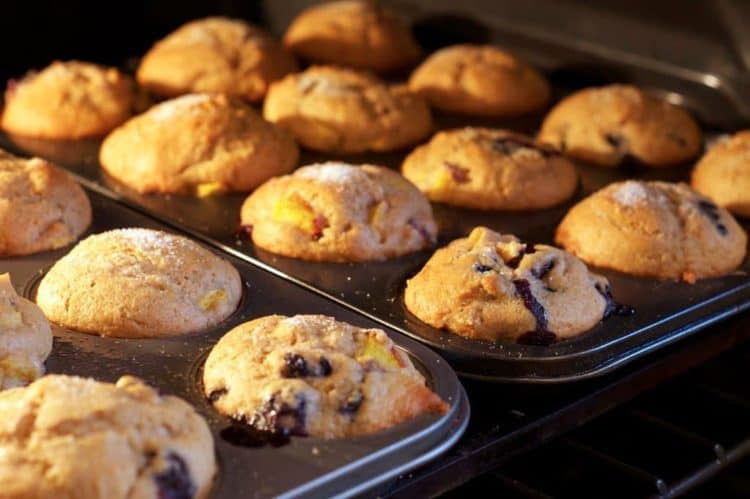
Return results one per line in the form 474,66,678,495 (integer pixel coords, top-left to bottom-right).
3,3,750,383
0,190,469,498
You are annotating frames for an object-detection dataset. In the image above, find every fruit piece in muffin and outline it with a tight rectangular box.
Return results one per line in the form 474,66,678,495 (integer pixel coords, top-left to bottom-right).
404,227,627,343
241,162,437,262
203,314,449,438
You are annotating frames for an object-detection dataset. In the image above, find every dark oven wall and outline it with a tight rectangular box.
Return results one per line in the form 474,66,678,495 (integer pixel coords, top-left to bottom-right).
0,0,265,82
1,0,747,83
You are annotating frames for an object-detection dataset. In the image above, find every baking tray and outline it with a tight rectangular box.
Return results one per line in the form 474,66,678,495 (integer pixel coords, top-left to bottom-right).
0,190,469,498
3,3,750,383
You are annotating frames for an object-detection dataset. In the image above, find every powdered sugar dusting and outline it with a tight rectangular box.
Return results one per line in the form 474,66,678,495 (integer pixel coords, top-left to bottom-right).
112,228,186,252
284,315,311,328
56,229,193,272
297,162,362,184
181,24,218,44
297,75,358,95
149,94,211,122
611,181,648,206
47,62,74,77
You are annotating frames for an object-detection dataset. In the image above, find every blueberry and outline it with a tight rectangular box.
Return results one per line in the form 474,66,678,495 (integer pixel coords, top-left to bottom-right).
473,263,494,273
505,242,536,269
280,353,309,378
318,357,332,376
339,390,364,415
595,282,635,318
248,394,307,437
696,200,728,236
154,452,195,499
490,137,557,158
532,259,556,279
280,353,332,378
513,279,549,335
207,388,227,403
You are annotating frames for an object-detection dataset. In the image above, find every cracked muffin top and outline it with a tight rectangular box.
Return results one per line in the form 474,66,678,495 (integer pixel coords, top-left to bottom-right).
538,84,702,167
283,0,421,73
99,93,299,196
0,149,91,256
404,227,622,344
240,162,437,262
556,180,747,281
0,273,52,390
402,127,578,210
263,65,432,153
1,60,140,139
137,17,298,102
408,44,551,117
0,375,215,499
203,314,448,439
36,228,242,338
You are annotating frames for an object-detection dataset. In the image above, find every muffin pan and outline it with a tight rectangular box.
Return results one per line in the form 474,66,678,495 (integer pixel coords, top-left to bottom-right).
0,190,469,498
62,173,749,383
3,5,750,382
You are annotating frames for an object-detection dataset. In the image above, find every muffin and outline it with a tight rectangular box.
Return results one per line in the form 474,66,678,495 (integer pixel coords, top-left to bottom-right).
283,0,421,73
0,375,215,499
0,149,91,256
36,228,242,338
100,93,299,195
263,65,432,154
404,227,619,344
556,180,747,282
407,44,550,117
692,130,750,217
0,273,52,390
240,162,437,262
402,128,577,210
1,60,139,139
538,84,702,167
203,314,449,438
137,17,298,102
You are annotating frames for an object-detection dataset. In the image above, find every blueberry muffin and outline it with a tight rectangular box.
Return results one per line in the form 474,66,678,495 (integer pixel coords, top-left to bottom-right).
100,93,298,195
1,60,139,139
0,274,52,390
0,375,215,499
538,84,702,167
203,314,449,438
0,149,91,256
404,227,619,344
36,228,242,338
240,162,437,262
263,66,432,153
692,131,750,217
283,0,421,73
556,180,747,282
137,17,298,102
407,44,550,117
402,128,577,210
